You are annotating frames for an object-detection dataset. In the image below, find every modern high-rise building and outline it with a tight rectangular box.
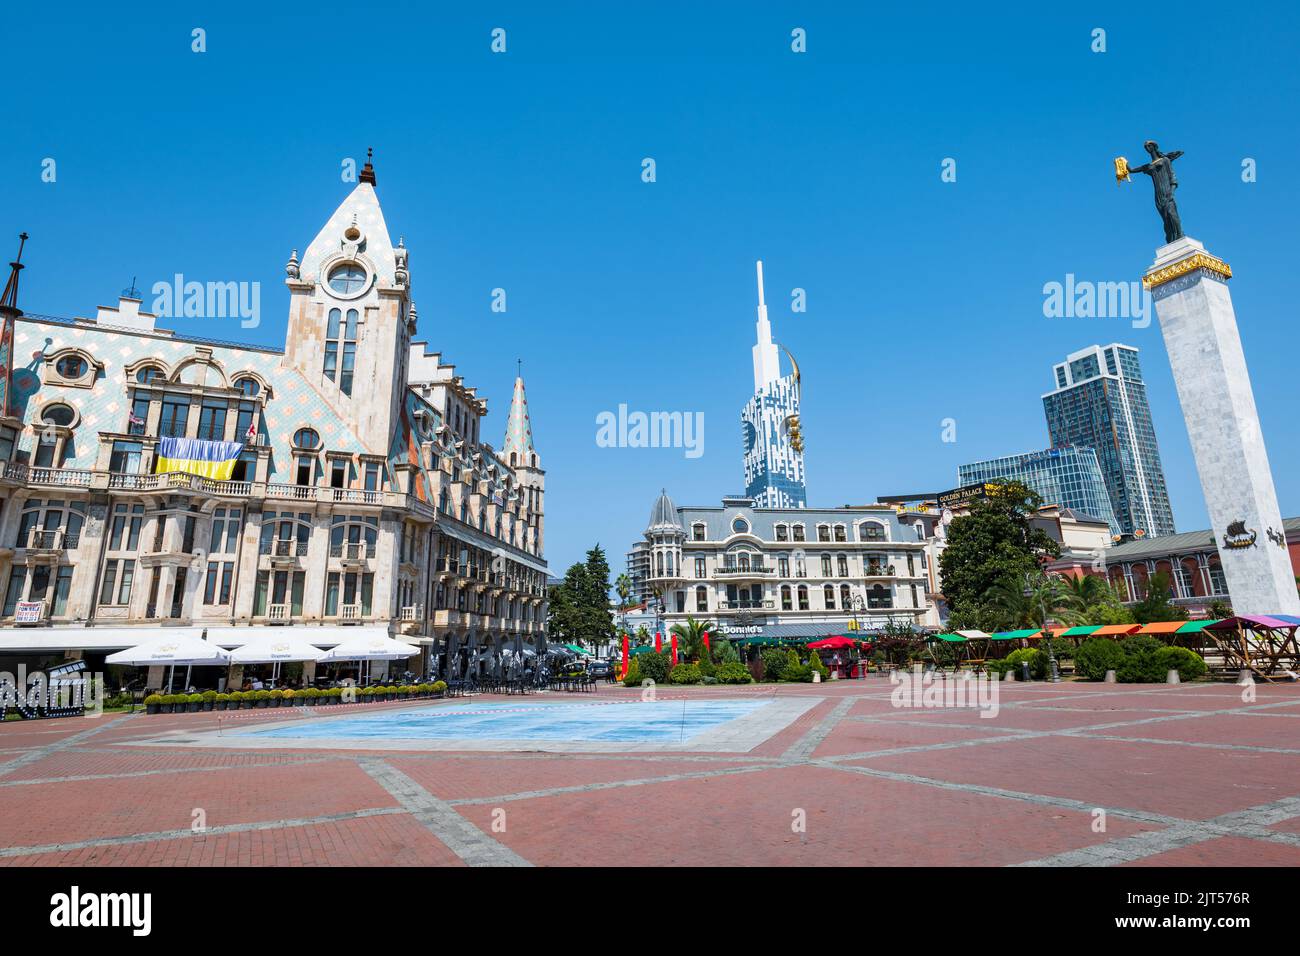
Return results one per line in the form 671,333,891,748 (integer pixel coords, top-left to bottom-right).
1041,344,1175,539
957,445,1121,537
742,262,806,508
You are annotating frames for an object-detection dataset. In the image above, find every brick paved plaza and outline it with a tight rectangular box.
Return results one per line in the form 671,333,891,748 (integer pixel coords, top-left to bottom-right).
3,678,1300,867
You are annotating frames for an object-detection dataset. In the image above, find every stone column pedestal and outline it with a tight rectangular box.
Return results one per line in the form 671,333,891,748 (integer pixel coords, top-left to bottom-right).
1146,236,1300,615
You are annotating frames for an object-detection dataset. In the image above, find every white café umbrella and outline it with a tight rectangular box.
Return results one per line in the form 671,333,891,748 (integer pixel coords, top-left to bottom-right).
229,635,326,683
107,634,232,693
316,634,420,683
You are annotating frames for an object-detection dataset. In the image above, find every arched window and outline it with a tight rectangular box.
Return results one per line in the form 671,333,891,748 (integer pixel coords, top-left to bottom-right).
781,585,792,610
840,584,852,608
797,585,809,611
860,521,886,541
824,584,835,609
135,366,165,384
323,308,359,396
234,376,260,397
293,428,319,449
695,586,708,612
41,403,76,427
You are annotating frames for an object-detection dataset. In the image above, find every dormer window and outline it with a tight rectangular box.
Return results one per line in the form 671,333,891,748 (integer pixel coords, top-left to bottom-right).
731,517,749,535
234,376,260,397
327,263,367,295
135,366,165,384
55,356,87,379
293,428,320,450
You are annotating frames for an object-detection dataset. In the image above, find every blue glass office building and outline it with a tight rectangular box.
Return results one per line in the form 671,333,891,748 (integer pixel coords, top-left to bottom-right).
1040,344,1175,539
957,445,1121,537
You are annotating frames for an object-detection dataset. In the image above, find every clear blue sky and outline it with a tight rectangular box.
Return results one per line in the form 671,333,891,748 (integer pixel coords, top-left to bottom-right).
6,2,1299,577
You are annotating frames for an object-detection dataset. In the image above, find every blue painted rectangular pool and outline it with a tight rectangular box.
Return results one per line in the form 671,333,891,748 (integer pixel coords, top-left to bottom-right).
236,699,769,743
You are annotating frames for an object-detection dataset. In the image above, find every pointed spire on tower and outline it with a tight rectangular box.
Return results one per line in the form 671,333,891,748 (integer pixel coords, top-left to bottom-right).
751,259,780,390
0,233,28,316
358,147,377,186
502,367,537,466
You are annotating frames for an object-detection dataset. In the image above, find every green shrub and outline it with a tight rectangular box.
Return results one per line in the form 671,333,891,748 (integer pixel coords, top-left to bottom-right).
622,659,643,687
696,652,715,679
144,693,163,705
215,693,230,702
201,690,218,701
783,663,812,682
760,648,788,681
1116,634,1169,683
270,690,284,701
432,680,447,694
669,663,701,684
1155,646,1207,682
227,691,243,703
716,662,753,684
187,693,203,703
1075,637,1126,680
714,639,739,664
701,675,717,685
637,652,671,684
253,689,270,700
808,649,829,680
1003,647,1047,680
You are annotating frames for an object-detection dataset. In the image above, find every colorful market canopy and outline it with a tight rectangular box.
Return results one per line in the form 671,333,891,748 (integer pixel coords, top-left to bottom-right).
563,644,587,654
991,629,1040,641
1136,620,1185,635
629,645,657,656
929,633,968,643
1175,619,1222,633
1060,626,1100,637
955,630,990,640
1091,624,1141,636
1206,615,1300,631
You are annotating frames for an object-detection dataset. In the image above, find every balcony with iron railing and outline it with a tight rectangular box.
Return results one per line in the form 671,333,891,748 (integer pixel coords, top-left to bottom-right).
863,564,897,579
263,538,309,562
329,542,376,562
24,528,80,552
717,599,776,611
714,561,775,579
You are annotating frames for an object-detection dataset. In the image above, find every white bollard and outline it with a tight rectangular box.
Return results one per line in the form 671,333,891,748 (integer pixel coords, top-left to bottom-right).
1166,669,1180,685
1237,669,1254,686
1103,670,1117,683
812,671,821,683
1003,669,1015,682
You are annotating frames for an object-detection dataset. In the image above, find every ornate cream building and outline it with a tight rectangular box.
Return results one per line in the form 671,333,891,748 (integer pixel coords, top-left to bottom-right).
0,156,548,680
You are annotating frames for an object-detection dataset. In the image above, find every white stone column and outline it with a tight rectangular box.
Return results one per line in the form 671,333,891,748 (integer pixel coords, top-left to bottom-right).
1146,237,1300,614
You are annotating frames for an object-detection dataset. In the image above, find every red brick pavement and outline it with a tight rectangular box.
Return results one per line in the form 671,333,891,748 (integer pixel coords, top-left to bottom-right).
1,680,1298,866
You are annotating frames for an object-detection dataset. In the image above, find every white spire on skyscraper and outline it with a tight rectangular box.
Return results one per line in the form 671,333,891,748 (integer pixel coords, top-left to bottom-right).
751,260,780,390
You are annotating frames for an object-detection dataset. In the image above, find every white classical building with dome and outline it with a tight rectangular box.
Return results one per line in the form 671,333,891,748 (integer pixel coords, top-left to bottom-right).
0,155,548,683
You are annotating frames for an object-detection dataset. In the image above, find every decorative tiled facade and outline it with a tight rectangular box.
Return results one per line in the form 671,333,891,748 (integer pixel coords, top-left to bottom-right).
0,162,548,679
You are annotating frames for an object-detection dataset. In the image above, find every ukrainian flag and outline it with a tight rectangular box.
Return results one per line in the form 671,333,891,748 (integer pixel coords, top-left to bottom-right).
154,436,243,481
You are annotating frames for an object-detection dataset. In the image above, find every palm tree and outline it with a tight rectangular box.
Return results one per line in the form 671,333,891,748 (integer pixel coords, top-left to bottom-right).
669,616,717,662
614,573,632,634
989,571,1069,632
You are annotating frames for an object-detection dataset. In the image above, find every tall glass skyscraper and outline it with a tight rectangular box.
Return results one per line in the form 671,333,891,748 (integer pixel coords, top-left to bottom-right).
1041,344,1175,539
957,445,1121,537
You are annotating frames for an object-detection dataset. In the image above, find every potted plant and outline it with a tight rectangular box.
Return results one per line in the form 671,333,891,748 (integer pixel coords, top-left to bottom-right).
360,686,375,702
282,689,296,707
201,690,218,712
269,689,284,708
300,687,319,706
186,693,203,713
144,693,163,715
253,689,270,708
432,681,447,698
214,692,229,711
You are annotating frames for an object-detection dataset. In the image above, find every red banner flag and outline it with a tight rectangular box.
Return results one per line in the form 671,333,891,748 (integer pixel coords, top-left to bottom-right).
671,634,678,667
655,631,662,653
703,631,710,653
621,632,629,680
